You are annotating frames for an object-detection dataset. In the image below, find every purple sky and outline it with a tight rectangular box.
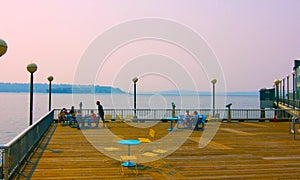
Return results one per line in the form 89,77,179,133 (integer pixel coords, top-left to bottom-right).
1,0,299,92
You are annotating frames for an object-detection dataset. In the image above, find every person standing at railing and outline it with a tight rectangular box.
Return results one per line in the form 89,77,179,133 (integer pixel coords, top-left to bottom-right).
96,100,105,128
69,106,76,122
69,106,75,118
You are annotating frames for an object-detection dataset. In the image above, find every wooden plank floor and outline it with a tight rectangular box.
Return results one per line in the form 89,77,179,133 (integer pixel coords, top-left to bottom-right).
14,121,300,179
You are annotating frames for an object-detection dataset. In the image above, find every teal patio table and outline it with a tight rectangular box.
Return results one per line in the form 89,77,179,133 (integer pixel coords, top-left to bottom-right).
118,140,141,166
162,117,179,131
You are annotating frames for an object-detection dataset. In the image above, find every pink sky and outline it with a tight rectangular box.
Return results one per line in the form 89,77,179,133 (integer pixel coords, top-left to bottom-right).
1,0,300,92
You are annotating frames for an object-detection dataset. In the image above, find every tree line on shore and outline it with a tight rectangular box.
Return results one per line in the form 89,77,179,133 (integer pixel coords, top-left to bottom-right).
0,82,125,94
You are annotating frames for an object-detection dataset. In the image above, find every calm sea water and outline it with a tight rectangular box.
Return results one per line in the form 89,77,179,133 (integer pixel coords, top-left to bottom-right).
0,93,259,144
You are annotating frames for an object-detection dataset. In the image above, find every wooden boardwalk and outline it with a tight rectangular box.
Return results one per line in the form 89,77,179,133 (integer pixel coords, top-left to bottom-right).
14,121,300,179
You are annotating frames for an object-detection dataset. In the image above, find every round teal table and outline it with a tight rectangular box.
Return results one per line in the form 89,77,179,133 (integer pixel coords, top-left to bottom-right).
118,140,141,166
162,117,179,131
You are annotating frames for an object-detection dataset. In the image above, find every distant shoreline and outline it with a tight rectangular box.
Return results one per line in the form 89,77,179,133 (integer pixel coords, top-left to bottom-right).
0,82,125,94
0,82,259,96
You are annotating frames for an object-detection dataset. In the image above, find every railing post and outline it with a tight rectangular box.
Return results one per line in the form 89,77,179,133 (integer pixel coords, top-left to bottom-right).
121,109,123,120
246,110,249,121
261,108,265,118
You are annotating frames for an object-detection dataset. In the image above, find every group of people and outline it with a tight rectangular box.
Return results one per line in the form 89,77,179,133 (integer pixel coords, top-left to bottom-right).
58,101,105,129
58,107,73,124
180,110,206,130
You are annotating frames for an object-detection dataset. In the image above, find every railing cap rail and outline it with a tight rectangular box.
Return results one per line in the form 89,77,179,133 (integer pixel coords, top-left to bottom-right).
4,110,54,147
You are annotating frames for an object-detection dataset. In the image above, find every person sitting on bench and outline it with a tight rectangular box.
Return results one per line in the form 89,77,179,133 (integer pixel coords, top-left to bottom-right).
193,111,206,130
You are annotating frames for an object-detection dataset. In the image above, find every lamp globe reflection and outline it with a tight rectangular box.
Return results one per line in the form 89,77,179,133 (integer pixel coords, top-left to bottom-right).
211,79,217,84
47,75,54,82
27,63,38,73
0,39,8,57
132,77,138,83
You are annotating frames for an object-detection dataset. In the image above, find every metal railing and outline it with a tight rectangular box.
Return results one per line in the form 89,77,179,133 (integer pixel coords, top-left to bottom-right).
53,108,297,122
0,110,54,180
278,97,300,109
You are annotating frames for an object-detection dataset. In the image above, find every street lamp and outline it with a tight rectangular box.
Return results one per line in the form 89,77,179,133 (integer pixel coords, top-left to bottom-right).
132,77,138,119
27,63,37,126
211,79,217,117
0,39,8,57
47,76,54,111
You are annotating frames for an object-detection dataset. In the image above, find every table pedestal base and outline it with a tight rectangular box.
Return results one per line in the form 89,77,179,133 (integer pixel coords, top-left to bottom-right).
122,161,136,167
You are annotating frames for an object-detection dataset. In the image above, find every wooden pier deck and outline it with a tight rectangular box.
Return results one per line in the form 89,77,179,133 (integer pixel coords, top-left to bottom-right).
14,121,300,179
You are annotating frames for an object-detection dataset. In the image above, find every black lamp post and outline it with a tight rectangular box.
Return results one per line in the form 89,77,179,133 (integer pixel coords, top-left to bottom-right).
0,39,8,57
132,77,138,119
211,79,217,117
27,63,38,126
47,76,54,111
